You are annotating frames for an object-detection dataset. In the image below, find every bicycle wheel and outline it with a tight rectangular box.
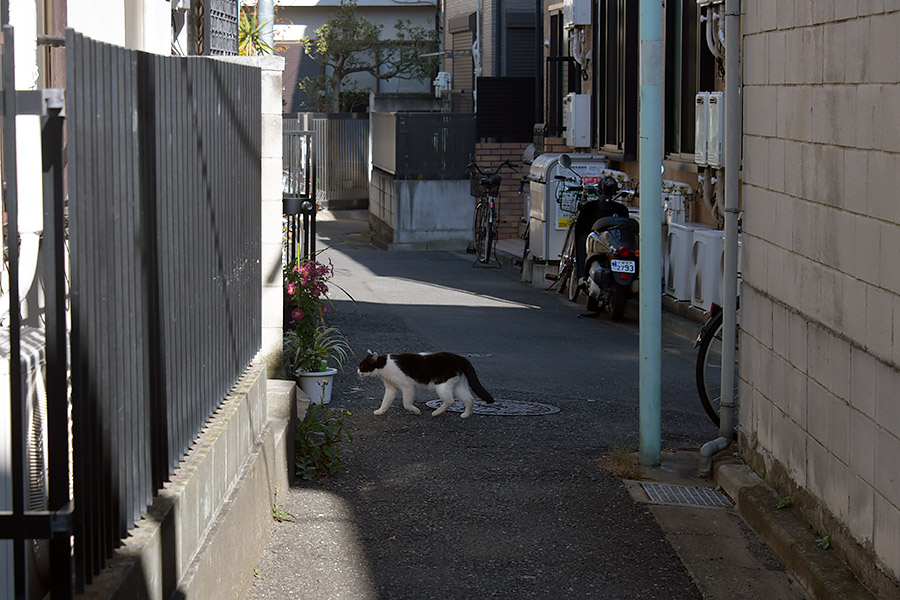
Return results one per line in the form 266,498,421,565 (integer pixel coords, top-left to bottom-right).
556,226,576,294
473,199,492,264
695,310,740,427
567,264,581,302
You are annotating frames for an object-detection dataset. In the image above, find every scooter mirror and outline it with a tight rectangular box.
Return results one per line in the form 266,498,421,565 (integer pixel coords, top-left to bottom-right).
559,154,572,169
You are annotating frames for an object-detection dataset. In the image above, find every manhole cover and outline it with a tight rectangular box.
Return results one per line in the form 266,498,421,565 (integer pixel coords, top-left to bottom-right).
641,483,732,507
424,398,560,416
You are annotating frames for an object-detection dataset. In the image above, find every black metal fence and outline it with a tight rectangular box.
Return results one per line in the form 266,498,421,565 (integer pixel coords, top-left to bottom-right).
285,112,369,209
371,111,476,180
65,30,261,589
282,118,317,263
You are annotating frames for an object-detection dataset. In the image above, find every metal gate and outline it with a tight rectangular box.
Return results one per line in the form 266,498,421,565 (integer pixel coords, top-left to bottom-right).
1,25,263,598
282,116,317,263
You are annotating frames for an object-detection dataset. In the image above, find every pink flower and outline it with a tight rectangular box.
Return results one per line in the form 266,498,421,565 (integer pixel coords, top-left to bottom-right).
291,308,304,323
287,283,297,295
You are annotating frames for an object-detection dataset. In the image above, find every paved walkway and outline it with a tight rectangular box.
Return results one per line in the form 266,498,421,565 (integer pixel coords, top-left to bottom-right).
247,212,812,600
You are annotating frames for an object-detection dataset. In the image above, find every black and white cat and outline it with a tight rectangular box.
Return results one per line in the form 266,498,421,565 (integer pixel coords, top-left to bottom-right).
357,351,494,418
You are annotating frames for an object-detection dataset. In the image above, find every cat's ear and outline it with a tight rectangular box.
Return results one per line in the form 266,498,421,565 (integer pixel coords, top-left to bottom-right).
366,349,378,358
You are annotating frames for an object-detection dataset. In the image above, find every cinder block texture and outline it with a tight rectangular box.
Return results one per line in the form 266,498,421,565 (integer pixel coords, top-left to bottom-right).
79,366,294,600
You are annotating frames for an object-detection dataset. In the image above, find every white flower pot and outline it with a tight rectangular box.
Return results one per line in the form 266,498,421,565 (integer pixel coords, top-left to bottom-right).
296,368,338,404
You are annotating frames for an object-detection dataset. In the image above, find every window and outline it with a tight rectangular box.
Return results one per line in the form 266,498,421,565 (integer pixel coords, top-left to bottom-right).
665,0,716,159
593,0,638,160
505,11,537,78
448,13,477,112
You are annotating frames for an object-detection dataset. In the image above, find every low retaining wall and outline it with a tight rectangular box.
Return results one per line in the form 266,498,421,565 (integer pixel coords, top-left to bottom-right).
81,367,298,600
369,170,473,250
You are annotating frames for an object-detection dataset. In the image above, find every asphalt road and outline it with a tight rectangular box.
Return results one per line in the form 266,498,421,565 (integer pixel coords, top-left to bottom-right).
248,213,724,600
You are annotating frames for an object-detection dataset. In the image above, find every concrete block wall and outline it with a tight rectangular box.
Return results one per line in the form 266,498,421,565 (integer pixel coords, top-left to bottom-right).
80,367,298,600
368,168,474,250
739,2,900,595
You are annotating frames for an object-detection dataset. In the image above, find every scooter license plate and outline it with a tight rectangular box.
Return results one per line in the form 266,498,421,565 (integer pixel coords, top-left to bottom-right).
611,259,636,273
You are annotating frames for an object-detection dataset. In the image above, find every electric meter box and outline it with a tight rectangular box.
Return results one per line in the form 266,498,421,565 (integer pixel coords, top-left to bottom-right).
563,0,591,28
563,93,591,148
695,92,709,165
526,153,609,263
707,92,725,167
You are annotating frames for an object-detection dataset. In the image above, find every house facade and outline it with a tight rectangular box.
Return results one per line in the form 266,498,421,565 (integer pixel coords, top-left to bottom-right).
441,0,539,111
275,0,439,111
522,1,900,595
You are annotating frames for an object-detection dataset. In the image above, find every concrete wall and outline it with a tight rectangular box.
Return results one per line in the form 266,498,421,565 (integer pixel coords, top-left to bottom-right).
740,3,900,596
80,367,298,600
369,170,473,249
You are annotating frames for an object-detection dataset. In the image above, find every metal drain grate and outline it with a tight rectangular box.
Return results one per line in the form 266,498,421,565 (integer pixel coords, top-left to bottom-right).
424,398,560,416
641,483,732,507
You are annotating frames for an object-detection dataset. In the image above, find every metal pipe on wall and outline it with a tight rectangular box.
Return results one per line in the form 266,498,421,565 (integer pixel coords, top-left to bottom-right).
699,0,741,475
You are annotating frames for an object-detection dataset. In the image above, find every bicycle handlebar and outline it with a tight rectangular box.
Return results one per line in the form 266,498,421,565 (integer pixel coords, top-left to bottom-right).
467,158,519,178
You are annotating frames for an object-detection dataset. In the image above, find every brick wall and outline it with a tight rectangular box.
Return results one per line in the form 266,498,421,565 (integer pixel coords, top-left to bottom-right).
739,2,900,595
475,142,531,239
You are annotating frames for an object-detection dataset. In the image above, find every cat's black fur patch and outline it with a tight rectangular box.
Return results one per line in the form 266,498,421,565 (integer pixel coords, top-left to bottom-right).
392,352,467,385
358,352,387,373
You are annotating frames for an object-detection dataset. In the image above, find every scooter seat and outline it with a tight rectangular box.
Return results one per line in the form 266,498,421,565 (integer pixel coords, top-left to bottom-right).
591,216,639,233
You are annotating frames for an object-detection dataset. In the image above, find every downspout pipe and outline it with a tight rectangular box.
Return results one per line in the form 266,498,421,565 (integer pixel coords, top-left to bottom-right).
638,0,662,467
699,0,741,475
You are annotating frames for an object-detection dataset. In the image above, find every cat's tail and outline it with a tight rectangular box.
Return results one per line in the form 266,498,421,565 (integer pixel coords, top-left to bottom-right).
463,361,494,403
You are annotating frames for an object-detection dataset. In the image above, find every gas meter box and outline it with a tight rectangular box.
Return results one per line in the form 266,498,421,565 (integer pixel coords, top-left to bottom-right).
526,153,608,263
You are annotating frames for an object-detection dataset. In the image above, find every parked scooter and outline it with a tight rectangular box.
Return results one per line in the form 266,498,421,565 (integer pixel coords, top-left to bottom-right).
557,154,639,320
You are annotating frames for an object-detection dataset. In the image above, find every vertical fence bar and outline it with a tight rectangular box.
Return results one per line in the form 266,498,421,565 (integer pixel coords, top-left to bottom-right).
1,23,27,599
42,100,72,600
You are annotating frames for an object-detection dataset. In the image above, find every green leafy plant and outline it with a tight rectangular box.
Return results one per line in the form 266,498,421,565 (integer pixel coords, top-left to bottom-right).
776,496,793,509
238,8,273,56
816,534,831,550
272,486,295,522
295,404,353,480
284,325,352,375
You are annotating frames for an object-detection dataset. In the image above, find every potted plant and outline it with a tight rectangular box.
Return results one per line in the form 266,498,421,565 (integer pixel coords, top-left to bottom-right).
283,257,353,404
284,326,351,404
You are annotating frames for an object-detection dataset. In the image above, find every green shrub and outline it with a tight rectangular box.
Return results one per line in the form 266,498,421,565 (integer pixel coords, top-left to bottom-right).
295,404,352,480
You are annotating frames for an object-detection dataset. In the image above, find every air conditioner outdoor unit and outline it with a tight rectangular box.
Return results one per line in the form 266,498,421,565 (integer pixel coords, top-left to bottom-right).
563,93,590,148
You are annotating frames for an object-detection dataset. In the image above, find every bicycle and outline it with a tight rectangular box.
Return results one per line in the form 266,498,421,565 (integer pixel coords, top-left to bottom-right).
694,297,741,427
467,159,518,265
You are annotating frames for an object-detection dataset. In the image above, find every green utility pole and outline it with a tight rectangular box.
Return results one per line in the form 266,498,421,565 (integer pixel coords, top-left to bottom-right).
638,0,663,467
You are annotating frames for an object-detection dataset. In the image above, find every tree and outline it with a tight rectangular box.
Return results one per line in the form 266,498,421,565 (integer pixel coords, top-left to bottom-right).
300,0,439,112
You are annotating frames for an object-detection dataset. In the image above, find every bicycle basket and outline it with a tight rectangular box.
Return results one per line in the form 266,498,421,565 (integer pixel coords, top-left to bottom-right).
470,174,501,197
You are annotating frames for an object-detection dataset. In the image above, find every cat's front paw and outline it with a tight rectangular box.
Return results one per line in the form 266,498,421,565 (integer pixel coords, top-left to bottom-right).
460,411,472,419
373,408,387,416
404,406,422,415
